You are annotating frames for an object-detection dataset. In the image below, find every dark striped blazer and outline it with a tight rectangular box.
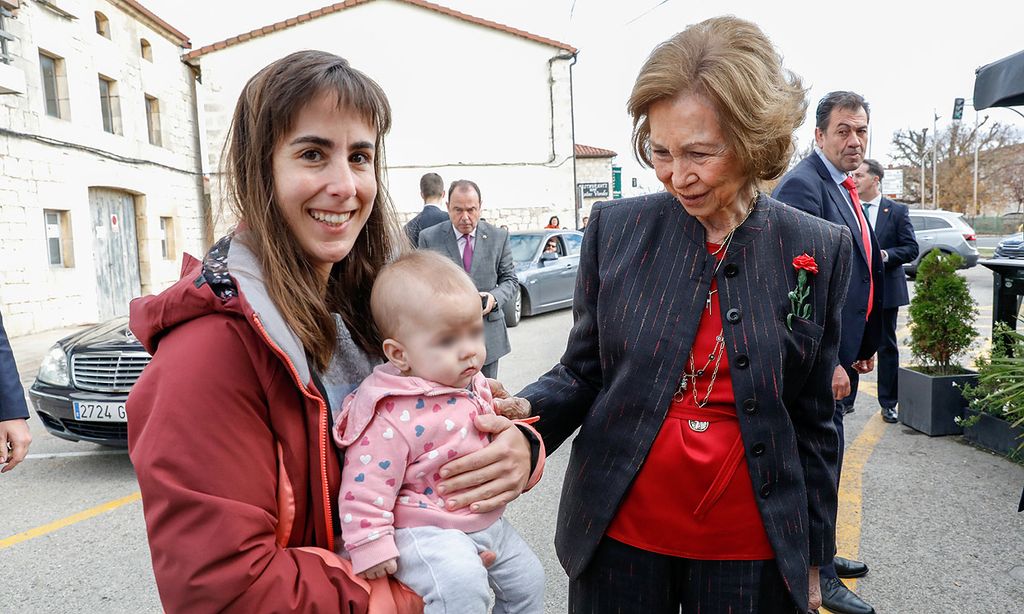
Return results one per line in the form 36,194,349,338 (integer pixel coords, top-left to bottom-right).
519,191,852,609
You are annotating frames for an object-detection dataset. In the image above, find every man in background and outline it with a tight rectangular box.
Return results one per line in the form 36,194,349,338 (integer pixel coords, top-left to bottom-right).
853,159,918,423
419,180,517,379
773,91,883,614
404,172,450,246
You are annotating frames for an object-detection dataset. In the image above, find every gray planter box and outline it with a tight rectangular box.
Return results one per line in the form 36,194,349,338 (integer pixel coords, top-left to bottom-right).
962,408,1024,456
897,367,977,436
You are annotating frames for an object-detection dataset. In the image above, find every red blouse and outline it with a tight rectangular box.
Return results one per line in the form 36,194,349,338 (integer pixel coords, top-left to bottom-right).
606,242,774,560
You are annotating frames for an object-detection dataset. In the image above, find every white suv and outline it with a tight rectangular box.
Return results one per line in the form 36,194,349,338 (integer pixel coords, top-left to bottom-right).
904,209,979,277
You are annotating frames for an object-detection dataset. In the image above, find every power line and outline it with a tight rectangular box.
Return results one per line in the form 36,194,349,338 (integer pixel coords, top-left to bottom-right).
625,0,671,26
0,126,202,176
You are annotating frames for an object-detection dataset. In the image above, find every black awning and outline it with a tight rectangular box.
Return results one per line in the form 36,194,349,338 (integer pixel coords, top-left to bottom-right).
974,49,1024,110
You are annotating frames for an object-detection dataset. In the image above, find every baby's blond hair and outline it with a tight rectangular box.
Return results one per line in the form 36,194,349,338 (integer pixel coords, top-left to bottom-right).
370,250,479,340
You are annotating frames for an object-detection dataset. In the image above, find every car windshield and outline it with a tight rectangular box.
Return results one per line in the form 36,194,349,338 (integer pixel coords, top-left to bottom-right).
509,234,543,262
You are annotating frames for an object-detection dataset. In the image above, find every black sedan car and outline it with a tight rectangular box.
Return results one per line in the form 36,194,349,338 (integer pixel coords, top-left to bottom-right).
503,230,583,327
30,317,149,447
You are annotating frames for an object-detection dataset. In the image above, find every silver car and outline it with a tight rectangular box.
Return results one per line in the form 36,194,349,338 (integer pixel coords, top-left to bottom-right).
904,209,979,277
503,230,583,327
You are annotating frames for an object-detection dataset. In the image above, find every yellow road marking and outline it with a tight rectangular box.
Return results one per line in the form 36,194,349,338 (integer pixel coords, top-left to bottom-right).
832,411,887,595
0,491,141,550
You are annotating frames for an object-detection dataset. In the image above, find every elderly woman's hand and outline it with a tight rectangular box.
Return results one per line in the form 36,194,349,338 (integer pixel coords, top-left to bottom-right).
832,365,851,400
487,378,532,419
437,413,531,512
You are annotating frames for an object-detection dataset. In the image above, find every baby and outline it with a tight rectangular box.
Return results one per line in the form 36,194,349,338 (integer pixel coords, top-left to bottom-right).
334,250,545,614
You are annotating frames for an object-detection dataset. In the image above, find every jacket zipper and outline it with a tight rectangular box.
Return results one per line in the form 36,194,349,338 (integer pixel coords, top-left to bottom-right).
250,313,335,552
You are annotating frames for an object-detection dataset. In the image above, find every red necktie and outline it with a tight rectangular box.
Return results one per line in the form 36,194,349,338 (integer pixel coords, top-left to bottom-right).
841,176,873,320
462,234,474,273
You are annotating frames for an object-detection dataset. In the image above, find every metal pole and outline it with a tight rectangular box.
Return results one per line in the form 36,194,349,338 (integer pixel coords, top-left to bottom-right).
973,109,979,215
933,110,939,209
920,127,927,208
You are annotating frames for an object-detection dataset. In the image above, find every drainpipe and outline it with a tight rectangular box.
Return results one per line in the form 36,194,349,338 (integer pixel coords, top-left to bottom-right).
565,52,581,228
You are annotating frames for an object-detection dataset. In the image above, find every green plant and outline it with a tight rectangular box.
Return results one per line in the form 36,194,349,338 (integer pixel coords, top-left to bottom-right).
907,250,978,374
959,321,1024,449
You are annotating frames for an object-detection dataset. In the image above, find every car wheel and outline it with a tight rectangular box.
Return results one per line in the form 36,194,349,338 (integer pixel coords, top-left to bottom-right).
505,291,522,328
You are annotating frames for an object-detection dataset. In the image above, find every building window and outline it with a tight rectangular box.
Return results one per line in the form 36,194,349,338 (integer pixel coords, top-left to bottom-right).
159,216,175,259
0,4,14,66
140,38,152,61
44,209,74,267
39,51,69,119
144,94,161,146
98,75,121,134
94,11,110,38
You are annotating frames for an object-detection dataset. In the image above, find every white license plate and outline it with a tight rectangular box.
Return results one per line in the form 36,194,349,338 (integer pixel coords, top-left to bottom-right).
73,401,127,422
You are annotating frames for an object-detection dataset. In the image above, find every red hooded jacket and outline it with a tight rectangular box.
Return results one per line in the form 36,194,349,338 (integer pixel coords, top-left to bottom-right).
127,235,422,612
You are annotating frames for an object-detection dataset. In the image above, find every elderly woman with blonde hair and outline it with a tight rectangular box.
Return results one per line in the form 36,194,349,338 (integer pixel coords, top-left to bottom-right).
519,16,853,613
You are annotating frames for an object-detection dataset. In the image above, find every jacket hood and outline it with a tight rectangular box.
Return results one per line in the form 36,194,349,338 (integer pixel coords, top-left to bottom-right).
335,363,491,447
129,234,314,385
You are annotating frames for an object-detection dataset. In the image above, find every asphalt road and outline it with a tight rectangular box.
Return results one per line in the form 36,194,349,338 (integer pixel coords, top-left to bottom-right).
2,263,1022,613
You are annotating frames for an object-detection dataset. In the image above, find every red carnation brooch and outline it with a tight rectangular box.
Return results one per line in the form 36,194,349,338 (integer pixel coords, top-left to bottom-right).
787,253,818,331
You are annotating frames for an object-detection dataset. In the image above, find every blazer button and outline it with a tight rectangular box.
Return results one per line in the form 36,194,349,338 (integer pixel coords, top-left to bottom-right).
752,443,766,456
862,275,870,283
858,308,867,315
724,263,739,278
726,308,741,324
735,354,749,369
742,398,757,414
760,482,772,498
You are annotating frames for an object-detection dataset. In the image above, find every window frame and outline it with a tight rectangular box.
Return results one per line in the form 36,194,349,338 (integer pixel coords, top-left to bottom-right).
159,216,176,260
0,5,14,66
94,11,110,38
39,50,65,118
98,74,122,135
144,94,161,146
139,37,152,61
43,209,74,268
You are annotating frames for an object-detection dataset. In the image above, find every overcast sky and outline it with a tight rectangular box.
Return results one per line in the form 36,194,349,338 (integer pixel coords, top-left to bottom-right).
145,0,1024,189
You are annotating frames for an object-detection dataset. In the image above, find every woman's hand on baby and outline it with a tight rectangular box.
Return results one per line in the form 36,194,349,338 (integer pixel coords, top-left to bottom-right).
487,378,532,419
437,414,531,513
359,558,398,580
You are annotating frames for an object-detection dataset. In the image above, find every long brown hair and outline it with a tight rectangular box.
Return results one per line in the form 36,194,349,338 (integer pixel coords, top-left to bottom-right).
224,50,402,371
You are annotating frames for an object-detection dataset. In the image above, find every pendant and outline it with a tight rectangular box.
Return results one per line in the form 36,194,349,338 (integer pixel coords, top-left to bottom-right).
688,420,710,432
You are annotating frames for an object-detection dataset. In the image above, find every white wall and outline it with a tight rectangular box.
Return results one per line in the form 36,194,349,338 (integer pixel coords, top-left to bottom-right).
197,0,576,236
0,0,204,335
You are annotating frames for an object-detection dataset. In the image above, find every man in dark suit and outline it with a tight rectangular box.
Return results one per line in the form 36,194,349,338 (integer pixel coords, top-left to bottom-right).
773,91,883,614
853,159,919,423
403,172,450,246
418,180,517,379
1,310,32,473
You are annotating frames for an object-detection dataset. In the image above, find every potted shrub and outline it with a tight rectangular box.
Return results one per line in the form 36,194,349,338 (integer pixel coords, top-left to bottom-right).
959,322,1024,457
897,250,979,436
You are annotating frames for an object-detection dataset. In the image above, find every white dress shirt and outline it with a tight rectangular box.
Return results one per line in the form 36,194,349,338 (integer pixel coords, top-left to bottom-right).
862,195,882,229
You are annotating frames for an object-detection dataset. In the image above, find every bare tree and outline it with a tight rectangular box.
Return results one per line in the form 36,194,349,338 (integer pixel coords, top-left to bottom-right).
891,121,1023,214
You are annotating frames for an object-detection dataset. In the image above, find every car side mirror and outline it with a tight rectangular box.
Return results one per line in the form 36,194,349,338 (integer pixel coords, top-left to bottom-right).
540,251,558,262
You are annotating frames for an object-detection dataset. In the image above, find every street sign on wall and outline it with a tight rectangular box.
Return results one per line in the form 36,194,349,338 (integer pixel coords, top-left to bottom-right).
882,168,904,198
578,182,610,198
612,165,622,198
